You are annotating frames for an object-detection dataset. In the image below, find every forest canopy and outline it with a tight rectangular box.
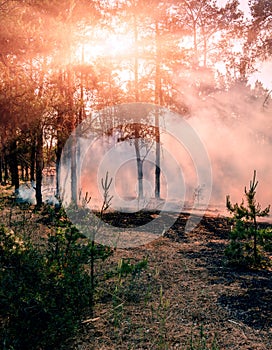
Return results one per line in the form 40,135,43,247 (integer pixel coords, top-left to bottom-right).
0,0,271,206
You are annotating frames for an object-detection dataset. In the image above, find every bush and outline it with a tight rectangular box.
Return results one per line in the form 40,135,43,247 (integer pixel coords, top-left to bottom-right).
0,223,111,350
225,171,271,268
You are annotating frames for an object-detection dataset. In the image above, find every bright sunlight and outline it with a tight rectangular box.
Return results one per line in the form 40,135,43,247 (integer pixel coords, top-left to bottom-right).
74,29,134,63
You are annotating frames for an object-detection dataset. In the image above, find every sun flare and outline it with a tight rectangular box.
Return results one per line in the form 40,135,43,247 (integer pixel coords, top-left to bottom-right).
75,30,134,63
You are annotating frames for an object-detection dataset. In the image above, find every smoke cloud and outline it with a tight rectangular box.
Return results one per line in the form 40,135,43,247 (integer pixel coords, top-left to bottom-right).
183,81,272,214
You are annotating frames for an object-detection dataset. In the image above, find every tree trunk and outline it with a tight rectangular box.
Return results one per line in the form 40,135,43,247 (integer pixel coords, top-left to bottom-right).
78,45,85,125
70,133,77,204
9,139,19,193
35,126,43,207
67,66,77,205
155,21,161,199
133,13,139,102
55,131,63,199
133,12,142,199
134,136,143,199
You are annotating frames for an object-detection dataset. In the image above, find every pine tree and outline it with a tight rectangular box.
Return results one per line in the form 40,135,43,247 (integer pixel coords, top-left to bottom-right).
226,170,270,267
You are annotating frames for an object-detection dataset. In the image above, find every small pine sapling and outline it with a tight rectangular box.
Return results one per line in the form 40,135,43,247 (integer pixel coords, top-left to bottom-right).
226,170,270,267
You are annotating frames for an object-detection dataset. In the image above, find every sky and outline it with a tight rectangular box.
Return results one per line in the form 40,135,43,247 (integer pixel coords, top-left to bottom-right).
249,61,272,90
217,0,250,17
237,0,251,17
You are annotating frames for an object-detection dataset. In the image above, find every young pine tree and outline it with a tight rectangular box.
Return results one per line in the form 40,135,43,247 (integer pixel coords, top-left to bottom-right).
226,170,270,267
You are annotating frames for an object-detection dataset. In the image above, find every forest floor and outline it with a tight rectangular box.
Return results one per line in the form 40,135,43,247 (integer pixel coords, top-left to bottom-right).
0,188,271,349
78,212,272,350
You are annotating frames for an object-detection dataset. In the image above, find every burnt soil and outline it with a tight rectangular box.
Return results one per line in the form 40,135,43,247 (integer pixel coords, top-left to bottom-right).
77,211,272,350
1,198,271,349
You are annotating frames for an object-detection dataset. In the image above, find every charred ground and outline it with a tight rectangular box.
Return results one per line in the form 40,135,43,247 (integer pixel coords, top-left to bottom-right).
81,211,272,349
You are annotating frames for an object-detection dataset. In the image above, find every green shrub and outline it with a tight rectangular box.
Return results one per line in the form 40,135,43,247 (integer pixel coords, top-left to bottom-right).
0,223,111,350
225,171,271,268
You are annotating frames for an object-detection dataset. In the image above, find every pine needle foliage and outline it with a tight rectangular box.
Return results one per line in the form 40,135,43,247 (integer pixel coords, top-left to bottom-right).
226,170,271,268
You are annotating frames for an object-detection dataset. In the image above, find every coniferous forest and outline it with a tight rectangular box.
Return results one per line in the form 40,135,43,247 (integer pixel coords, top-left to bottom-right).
0,1,272,349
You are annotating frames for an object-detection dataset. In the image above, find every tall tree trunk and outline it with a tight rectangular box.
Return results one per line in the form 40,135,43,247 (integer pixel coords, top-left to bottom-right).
78,45,85,125
155,21,161,199
70,133,77,204
55,70,66,199
33,57,46,207
55,131,63,199
134,134,143,199
154,118,160,199
67,66,77,205
133,13,139,103
133,11,143,199
35,125,43,207
9,139,19,193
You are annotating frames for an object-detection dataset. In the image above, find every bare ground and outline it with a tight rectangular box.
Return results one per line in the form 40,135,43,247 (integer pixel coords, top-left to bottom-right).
76,212,272,350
